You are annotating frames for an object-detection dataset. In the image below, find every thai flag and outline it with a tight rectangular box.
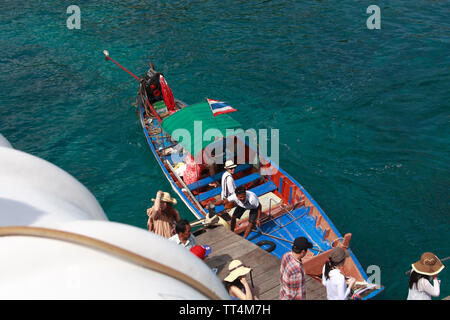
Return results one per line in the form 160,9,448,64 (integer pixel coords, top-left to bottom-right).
206,98,237,117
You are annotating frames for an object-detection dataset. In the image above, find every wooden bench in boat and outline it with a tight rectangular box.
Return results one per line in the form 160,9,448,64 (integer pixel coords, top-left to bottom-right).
196,172,262,202
187,164,252,191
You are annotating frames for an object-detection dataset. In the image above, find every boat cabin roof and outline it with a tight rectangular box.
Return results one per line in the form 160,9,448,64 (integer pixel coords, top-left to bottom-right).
161,101,242,154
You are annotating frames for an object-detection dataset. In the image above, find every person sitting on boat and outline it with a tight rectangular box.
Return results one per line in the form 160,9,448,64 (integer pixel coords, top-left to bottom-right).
221,160,237,199
223,260,255,300
183,150,219,187
203,148,219,187
147,191,180,238
168,219,197,250
407,252,444,300
321,247,356,300
213,186,261,239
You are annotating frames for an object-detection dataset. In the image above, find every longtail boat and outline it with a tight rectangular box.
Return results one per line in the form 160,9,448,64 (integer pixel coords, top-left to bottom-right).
105,52,384,300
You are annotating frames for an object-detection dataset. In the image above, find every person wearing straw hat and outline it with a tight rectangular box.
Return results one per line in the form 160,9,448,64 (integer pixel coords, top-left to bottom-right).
147,190,180,238
321,247,356,300
223,260,255,300
407,252,444,300
221,160,237,199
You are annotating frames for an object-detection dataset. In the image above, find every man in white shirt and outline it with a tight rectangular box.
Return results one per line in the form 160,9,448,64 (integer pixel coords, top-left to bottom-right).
221,160,237,199
168,219,197,250
214,186,262,239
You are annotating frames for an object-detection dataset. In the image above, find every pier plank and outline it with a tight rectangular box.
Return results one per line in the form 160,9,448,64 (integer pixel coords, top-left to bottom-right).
196,225,326,300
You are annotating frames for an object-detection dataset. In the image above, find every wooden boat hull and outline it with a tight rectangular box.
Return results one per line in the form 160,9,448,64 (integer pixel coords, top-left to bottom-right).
136,93,384,300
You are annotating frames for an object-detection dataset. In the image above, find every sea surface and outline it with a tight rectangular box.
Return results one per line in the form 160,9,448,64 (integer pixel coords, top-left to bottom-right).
0,1,449,300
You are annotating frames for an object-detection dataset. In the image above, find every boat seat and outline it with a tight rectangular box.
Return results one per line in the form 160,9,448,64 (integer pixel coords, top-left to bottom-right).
206,181,277,213
187,164,252,191
197,172,262,202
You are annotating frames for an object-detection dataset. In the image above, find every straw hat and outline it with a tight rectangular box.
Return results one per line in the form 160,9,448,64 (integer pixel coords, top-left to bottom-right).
224,260,252,282
411,252,444,276
224,160,237,169
151,192,177,205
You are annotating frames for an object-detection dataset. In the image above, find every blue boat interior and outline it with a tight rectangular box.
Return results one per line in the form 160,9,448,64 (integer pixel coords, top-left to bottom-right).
145,116,333,260
248,207,333,259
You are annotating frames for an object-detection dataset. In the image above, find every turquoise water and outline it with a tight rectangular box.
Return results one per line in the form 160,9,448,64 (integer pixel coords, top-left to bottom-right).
1,1,448,299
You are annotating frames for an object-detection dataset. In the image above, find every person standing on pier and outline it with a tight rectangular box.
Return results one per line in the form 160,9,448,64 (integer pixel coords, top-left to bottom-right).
280,237,312,300
321,247,356,300
147,190,180,238
407,252,444,300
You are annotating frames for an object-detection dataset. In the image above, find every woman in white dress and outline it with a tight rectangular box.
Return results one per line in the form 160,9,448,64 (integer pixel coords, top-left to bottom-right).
407,252,444,300
322,247,356,300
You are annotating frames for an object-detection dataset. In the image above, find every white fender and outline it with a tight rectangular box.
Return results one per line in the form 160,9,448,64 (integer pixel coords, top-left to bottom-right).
0,221,229,299
0,134,229,299
0,140,107,226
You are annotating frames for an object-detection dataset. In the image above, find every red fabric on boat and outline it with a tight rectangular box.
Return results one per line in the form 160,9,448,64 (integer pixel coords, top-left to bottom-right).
160,74,176,113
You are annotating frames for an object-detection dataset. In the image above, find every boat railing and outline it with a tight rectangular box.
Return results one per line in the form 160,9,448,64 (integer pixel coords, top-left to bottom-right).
164,159,207,217
259,198,327,254
264,206,310,238
264,198,302,224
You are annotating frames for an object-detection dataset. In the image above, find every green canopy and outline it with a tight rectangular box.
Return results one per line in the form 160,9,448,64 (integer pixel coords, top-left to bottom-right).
161,101,242,155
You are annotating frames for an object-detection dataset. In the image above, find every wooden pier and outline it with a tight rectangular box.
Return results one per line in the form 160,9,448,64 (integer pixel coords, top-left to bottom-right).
195,225,326,300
